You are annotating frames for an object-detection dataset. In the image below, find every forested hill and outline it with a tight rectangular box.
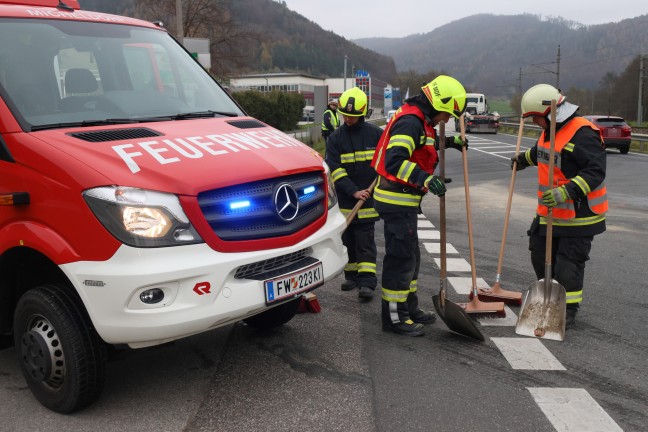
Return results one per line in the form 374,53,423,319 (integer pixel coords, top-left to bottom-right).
77,0,398,82
354,13,648,96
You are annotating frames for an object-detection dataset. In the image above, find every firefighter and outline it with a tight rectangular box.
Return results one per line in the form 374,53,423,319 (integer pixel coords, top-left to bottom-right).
512,84,607,329
326,87,383,299
371,76,468,336
321,98,340,142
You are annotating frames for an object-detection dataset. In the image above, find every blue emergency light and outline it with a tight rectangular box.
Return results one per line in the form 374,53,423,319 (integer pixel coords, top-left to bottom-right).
229,200,251,210
303,186,315,195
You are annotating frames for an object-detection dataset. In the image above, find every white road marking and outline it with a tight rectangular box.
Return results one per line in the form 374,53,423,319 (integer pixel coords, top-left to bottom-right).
447,276,490,295
470,146,514,150
422,242,458,254
434,258,471,272
417,220,435,228
527,388,623,432
418,230,440,240
492,338,565,370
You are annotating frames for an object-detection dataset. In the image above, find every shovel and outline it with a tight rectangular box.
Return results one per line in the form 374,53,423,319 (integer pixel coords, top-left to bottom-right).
477,118,525,305
515,100,567,341
344,177,378,227
455,115,506,316
432,122,484,341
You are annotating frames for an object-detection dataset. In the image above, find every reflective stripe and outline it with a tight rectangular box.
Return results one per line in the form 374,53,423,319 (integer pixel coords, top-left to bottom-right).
357,208,379,218
358,262,376,274
332,167,348,182
340,207,379,219
374,186,421,207
344,263,358,272
388,301,400,324
387,135,416,155
425,135,434,146
539,214,605,226
340,153,356,164
563,142,575,152
571,176,590,195
397,160,416,182
410,279,418,293
382,287,409,302
340,149,375,163
566,290,582,304
524,148,534,166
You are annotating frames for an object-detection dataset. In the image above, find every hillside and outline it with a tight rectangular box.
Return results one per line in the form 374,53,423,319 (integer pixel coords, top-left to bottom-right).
77,0,398,82
355,13,648,96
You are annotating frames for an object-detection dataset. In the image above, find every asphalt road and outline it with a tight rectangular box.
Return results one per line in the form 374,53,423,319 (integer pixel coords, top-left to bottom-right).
1,126,647,431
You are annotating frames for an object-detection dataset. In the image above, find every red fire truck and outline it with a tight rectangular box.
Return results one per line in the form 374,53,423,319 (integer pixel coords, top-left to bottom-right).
0,0,346,413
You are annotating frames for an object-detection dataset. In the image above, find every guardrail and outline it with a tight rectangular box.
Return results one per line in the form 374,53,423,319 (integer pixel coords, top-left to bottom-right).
500,121,648,152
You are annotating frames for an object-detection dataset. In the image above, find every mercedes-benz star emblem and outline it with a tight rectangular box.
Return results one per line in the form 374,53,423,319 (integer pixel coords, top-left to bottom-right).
274,183,300,222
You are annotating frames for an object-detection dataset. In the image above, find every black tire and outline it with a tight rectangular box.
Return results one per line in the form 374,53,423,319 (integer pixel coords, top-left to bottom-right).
243,298,300,329
620,146,630,154
13,284,106,413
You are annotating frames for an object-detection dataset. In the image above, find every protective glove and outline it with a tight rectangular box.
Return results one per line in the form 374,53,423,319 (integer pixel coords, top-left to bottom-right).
424,175,447,197
542,185,570,208
510,153,528,171
446,135,469,152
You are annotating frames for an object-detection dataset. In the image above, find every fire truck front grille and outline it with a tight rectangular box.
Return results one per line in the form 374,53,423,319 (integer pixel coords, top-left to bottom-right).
197,172,326,241
234,249,314,280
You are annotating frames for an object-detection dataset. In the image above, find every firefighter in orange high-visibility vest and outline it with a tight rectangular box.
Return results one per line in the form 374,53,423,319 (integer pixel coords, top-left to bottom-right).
512,84,607,329
371,75,468,336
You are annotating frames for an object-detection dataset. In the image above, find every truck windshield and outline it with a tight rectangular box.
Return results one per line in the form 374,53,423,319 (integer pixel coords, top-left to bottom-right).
0,18,243,130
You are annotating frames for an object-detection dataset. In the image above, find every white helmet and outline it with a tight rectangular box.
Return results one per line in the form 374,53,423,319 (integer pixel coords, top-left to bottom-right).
520,84,565,118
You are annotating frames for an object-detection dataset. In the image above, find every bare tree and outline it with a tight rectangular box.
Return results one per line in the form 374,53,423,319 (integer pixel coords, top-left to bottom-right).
134,0,258,79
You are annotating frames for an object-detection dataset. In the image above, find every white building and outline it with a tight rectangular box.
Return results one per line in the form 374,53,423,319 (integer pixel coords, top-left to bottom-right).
229,72,391,115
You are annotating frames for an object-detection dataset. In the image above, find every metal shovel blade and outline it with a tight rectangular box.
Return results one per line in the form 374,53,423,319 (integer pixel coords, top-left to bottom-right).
515,279,566,341
433,294,484,341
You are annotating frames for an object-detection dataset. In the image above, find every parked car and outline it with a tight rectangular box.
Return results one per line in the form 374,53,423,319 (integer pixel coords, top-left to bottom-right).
584,115,632,154
386,109,397,123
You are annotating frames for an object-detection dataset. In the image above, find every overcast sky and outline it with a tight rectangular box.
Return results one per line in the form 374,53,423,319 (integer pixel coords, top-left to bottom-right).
281,0,647,39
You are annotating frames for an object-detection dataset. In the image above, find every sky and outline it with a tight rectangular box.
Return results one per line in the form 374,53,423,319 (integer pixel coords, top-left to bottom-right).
280,0,647,39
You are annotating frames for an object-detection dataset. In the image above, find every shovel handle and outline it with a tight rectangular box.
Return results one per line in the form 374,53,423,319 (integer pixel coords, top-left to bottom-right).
544,99,558,296
344,177,378,227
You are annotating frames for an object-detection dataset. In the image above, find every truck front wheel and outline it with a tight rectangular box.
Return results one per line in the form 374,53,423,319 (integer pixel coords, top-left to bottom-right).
13,284,106,413
243,298,300,329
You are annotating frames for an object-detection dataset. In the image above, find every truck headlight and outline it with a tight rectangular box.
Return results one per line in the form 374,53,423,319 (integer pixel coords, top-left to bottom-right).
323,162,338,209
83,186,203,247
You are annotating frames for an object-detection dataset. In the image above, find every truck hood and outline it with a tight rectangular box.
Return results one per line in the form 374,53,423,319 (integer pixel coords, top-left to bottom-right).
31,117,324,195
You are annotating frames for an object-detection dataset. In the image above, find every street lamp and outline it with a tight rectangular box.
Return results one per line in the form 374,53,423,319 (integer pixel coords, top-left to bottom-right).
175,0,183,44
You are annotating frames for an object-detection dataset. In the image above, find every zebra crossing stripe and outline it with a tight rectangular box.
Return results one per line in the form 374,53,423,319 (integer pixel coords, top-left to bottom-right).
491,338,565,370
528,388,623,432
422,242,458,254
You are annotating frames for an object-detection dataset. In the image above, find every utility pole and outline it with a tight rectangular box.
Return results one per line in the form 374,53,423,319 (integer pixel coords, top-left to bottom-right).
556,45,561,90
175,0,184,44
638,55,644,125
343,55,348,91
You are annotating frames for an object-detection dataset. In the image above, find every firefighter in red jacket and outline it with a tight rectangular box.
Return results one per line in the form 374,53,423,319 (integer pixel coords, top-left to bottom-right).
326,87,383,299
372,75,468,336
512,84,607,329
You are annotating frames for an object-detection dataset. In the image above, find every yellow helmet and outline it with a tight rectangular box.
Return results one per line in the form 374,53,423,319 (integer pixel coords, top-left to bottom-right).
521,84,565,118
421,75,467,118
338,87,367,117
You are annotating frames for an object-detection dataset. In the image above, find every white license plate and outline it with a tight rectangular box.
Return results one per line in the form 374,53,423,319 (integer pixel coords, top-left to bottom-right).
264,262,323,304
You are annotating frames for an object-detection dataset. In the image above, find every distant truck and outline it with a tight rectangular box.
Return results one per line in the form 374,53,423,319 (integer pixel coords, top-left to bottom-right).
465,93,488,115
457,93,499,134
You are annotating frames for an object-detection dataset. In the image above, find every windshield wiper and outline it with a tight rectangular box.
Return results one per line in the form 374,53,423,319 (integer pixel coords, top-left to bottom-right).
30,118,134,132
171,110,238,120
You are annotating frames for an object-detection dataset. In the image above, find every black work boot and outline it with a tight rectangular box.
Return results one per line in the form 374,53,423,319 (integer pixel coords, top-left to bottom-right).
411,309,437,325
382,319,425,337
341,279,356,291
565,307,578,329
358,286,374,300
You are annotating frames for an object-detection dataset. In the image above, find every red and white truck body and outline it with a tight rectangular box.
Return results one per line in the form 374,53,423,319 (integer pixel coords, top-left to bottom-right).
0,0,346,412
